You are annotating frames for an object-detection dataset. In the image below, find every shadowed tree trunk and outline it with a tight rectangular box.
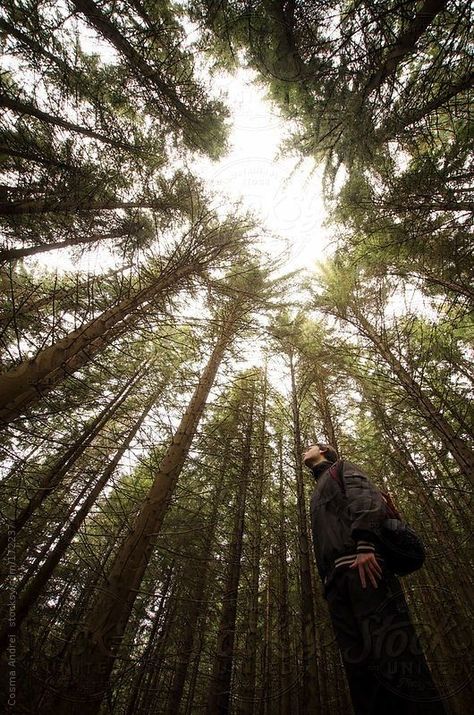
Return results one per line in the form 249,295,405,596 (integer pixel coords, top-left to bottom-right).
238,368,267,715
71,0,198,124
351,308,474,483
275,435,295,715
124,562,176,715
0,367,143,556
0,94,140,152
44,305,241,715
206,387,254,715
0,264,132,330
377,71,474,141
0,228,131,263
164,447,230,715
289,351,322,715
0,388,158,651
0,256,206,426
0,192,181,216
364,0,448,95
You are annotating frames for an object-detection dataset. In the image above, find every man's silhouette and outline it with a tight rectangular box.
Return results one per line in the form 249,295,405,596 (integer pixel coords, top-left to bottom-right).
304,443,448,715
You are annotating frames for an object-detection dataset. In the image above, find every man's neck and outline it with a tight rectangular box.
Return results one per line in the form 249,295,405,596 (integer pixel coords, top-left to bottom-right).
311,458,331,479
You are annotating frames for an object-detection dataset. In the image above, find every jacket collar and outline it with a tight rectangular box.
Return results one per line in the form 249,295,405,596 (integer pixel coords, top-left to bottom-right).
311,459,332,480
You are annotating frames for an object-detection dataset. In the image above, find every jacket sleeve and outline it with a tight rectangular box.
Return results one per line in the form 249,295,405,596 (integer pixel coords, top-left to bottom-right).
342,462,386,547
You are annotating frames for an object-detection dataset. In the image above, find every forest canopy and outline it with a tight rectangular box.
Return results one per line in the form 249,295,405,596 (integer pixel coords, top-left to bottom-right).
0,1,472,713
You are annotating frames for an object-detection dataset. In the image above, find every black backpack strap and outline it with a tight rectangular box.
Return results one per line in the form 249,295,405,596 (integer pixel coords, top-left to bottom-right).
328,459,345,495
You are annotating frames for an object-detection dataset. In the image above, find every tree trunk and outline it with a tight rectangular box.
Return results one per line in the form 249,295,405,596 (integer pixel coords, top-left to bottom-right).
0,258,200,426
365,0,448,95
206,388,254,715
352,308,474,483
0,19,83,87
238,370,267,715
259,550,273,715
0,367,141,555
0,228,129,262
0,93,140,152
0,141,75,171
124,562,175,715
47,308,239,715
0,191,180,216
0,390,157,651
289,352,321,715
377,71,474,140
313,377,339,453
71,0,197,124
276,436,295,715
164,451,229,715
0,264,132,329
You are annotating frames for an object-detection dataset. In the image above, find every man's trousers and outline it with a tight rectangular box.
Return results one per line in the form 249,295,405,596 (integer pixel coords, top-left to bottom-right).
324,560,449,715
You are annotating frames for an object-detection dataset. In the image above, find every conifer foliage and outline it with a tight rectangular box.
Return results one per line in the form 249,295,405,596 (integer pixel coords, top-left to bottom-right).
0,2,472,714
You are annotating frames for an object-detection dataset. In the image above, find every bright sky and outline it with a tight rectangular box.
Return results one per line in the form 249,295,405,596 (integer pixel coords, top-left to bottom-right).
193,67,331,272
29,66,331,277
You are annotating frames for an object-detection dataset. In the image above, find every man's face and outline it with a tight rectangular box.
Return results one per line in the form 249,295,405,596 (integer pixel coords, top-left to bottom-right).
303,444,324,468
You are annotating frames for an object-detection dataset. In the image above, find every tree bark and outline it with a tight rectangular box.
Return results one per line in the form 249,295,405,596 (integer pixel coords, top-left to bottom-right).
0,367,141,555
0,264,131,329
289,351,321,715
207,387,254,715
276,435,295,715
0,258,200,426
0,228,129,263
377,71,474,140
47,307,240,715
0,389,157,651
365,0,448,95
0,93,140,152
164,452,229,715
71,0,198,124
0,192,180,216
124,562,175,715
238,370,267,715
351,307,474,483
313,376,339,452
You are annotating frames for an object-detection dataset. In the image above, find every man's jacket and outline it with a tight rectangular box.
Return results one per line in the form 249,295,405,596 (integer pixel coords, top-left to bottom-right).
310,459,387,587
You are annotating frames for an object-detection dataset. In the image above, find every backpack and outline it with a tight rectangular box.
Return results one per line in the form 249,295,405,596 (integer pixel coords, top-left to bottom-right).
329,460,426,576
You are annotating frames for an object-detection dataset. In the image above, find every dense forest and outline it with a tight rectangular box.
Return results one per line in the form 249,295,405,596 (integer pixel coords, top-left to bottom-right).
0,1,472,713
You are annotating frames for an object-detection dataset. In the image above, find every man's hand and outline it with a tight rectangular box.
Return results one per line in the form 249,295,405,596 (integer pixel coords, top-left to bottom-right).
349,553,382,589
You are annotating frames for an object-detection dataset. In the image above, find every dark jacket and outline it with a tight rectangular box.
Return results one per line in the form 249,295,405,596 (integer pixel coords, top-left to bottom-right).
310,459,387,586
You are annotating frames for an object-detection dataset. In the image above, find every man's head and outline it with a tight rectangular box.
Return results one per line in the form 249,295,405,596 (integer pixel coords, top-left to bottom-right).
303,443,338,469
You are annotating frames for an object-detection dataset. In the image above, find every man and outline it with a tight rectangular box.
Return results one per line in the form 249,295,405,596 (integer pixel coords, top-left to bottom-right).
304,442,448,715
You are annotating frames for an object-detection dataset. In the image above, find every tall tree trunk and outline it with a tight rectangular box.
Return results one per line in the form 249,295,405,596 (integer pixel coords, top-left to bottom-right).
289,352,321,715
0,257,202,426
0,390,157,651
0,264,132,330
0,19,76,78
0,140,75,171
313,376,339,453
351,308,474,483
238,370,267,715
0,93,140,152
276,436,295,715
164,450,230,715
133,578,181,715
364,0,448,95
377,71,474,140
259,550,273,715
206,389,254,715
124,562,175,715
71,0,197,124
0,367,141,555
0,192,180,216
46,307,240,715
0,228,130,262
